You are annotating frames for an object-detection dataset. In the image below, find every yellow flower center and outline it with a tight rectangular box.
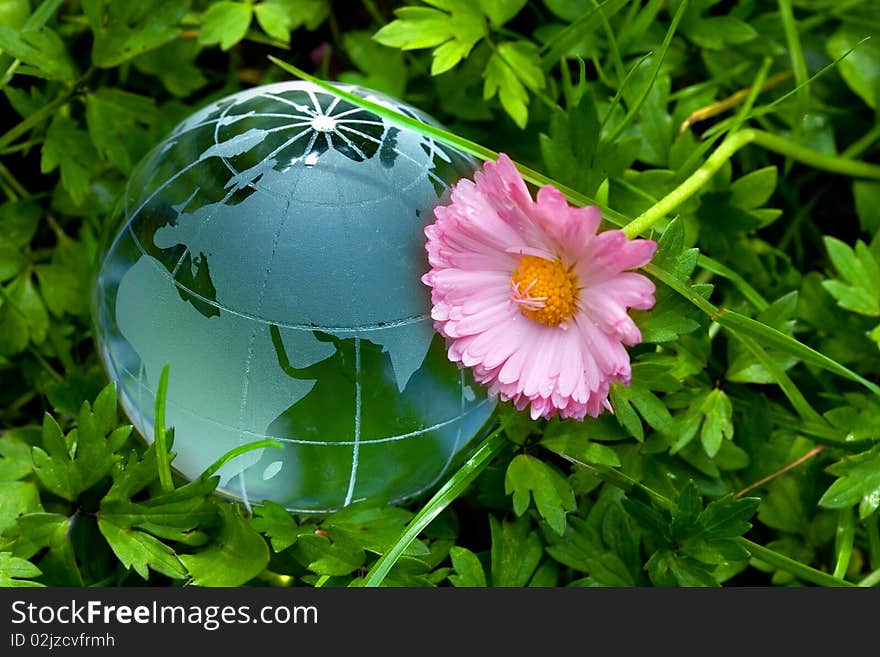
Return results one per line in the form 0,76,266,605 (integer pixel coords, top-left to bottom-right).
510,255,579,327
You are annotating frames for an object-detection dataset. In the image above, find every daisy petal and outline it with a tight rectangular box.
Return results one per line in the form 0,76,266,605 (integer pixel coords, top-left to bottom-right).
423,153,656,420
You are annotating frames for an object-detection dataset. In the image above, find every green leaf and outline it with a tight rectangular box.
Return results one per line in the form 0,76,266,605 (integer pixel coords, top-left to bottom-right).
254,1,291,42
0,433,34,481
819,445,880,519
198,1,253,50
540,432,622,468
758,475,808,535
489,515,543,586
540,0,630,69
729,166,777,210
87,0,190,68
853,181,880,234
0,552,43,587
497,41,544,92
504,454,576,535
827,26,879,109
0,481,42,534
373,2,486,75
0,26,75,80
292,532,365,577
324,503,427,557
179,504,269,586
373,7,453,49
339,31,407,97
1,513,82,586
34,229,92,318
822,236,880,317
0,273,48,355
483,48,529,128
98,519,187,580
0,200,40,249
30,384,125,500
85,89,158,174
132,39,207,97
262,0,328,32
824,394,880,442
482,40,545,127
99,495,215,545
478,0,526,26
686,16,757,50
727,292,800,384
0,0,30,29
40,118,98,206
251,500,308,552
448,546,487,587
698,389,734,458
647,550,719,587
540,92,601,195
543,516,635,585
699,495,760,540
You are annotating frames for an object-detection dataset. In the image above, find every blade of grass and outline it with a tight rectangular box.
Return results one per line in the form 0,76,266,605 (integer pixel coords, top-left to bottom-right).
540,0,631,72
858,568,880,587
200,439,283,481
696,255,768,311
740,538,854,587
714,309,880,395
700,38,870,141
868,512,880,571
590,0,626,84
362,426,507,587
599,50,653,133
725,57,772,136
777,0,810,140
603,0,688,145
154,364,174,493
730,332,824,423
832,507,855,579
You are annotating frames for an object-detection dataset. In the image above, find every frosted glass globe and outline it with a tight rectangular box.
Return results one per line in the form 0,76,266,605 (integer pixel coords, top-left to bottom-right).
92,81,495,513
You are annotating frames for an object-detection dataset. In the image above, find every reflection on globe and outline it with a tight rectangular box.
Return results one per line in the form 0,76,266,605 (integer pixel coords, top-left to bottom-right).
92,80,496,513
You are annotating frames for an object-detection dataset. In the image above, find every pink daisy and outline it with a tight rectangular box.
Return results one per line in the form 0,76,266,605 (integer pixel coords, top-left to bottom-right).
422,154,658,421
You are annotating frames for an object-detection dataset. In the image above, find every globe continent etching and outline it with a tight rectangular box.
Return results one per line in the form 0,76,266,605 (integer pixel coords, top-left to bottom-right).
93,81,496,513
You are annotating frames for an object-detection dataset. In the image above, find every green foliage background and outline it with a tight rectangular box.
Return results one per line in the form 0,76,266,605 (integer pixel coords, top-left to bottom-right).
1,0,880,588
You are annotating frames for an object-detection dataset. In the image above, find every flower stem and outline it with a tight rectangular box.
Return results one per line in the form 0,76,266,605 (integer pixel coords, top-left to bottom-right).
622,128,880,239
362,426,507,587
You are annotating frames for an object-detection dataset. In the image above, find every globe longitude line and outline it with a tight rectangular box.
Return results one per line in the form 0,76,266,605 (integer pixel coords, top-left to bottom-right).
233,187,299,511
344,337,362,507
423,369,468,492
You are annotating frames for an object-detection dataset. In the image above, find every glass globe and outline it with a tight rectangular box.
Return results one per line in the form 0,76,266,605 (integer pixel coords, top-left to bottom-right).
92,80,495,513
